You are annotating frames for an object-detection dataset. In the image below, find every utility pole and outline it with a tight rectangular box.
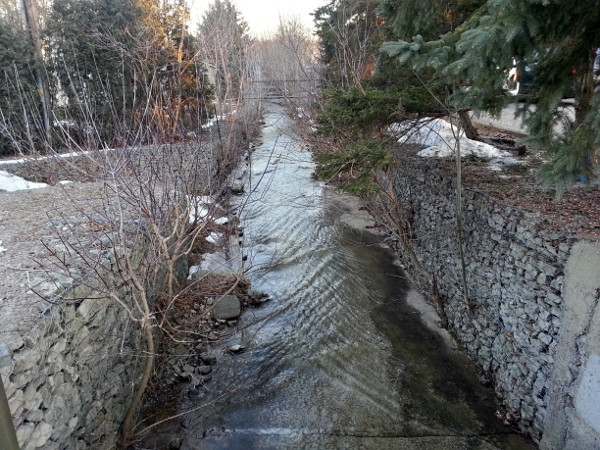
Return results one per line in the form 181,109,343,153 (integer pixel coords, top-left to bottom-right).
0,345,19,450
22,0,51,146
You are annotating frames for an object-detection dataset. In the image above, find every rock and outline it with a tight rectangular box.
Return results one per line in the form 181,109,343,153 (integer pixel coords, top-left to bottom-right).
17,422,35,443
76,300,101,320
29,422,53,448
538,332,553,346
179,372,192,382
173,344,188,356
13,348,42,373
173,363,184,376
228,344,245,353
536,273,548,285
195,343,206,352
0,344,12,369
202,355,217,365
4,333,25,351
230,180,245,195
198,365,212,375
26,409,44,423
212,295,241,320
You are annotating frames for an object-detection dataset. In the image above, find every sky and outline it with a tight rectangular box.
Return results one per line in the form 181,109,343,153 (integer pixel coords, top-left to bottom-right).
189,0,328,37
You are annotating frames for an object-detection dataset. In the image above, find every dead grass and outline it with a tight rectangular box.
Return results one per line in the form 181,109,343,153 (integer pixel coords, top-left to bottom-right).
464,125,600,239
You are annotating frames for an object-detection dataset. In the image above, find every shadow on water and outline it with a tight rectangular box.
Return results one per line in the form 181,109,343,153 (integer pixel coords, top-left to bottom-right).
138,104,534,450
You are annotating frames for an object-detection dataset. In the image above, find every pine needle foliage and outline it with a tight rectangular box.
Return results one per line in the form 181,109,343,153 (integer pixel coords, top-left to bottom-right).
315,86,404,140
366,62,448,114
314,137,397,193
382,0,600,191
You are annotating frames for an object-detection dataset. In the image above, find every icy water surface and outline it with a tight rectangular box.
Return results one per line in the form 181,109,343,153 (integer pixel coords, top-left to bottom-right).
146,104,532,449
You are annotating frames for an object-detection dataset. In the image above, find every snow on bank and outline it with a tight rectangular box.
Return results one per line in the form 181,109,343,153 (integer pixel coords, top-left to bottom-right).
186,195,229,269
187,196,229,224
0,170,48,192
389,119,519,169
205,231,221,245
0,115,226,192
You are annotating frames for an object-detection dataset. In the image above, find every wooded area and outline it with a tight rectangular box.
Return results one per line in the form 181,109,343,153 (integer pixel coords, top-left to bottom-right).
0,0,259,156
313,0,600,192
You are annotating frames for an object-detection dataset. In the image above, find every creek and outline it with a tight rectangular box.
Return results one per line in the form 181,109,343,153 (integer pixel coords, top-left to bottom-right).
144,104,532,449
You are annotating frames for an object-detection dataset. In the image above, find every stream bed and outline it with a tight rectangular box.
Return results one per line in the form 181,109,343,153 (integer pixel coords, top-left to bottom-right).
143,104,533,449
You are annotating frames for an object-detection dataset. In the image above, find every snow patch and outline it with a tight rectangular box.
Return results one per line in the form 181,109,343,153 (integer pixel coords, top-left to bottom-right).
206,232,221,245
201,112,234,130
0,170,48,192
187,195,213,224
187,195,230,225
390,119,520,169
187,265,200,280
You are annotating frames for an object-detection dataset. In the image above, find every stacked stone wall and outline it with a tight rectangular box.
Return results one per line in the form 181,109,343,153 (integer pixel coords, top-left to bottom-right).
0,122,257,449
0,247,148,449
390,150,579,441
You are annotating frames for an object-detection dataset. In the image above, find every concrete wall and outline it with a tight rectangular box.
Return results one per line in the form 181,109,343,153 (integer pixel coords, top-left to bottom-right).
541,242,600,449
389,148,599,444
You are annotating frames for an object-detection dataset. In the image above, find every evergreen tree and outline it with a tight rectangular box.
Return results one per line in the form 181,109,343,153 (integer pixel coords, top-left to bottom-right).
379,0,484,41
382,0,600,191
316,86,404,140
0,1,46,155
47,0,141,146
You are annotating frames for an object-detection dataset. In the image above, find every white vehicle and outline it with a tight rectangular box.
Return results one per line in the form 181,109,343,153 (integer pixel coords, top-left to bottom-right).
503,63,520,96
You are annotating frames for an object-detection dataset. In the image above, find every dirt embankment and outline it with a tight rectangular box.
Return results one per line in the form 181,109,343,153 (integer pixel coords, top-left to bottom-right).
461,124,600,240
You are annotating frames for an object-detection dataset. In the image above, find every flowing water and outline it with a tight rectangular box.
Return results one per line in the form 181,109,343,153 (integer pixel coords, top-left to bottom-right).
147,104,532,449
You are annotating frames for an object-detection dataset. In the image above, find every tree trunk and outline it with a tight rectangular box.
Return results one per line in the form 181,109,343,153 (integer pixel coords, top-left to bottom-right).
452,117,471,309
458,110,479,140
22,0,51,146
118,298,155,447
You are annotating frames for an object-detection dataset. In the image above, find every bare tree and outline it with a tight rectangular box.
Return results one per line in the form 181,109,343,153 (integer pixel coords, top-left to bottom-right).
260,16,320,99
21,0,50,141
196,0,250,114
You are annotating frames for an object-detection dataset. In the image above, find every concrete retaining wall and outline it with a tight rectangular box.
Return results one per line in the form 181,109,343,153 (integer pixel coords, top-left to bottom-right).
541,242,600,449
388,149,600,444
